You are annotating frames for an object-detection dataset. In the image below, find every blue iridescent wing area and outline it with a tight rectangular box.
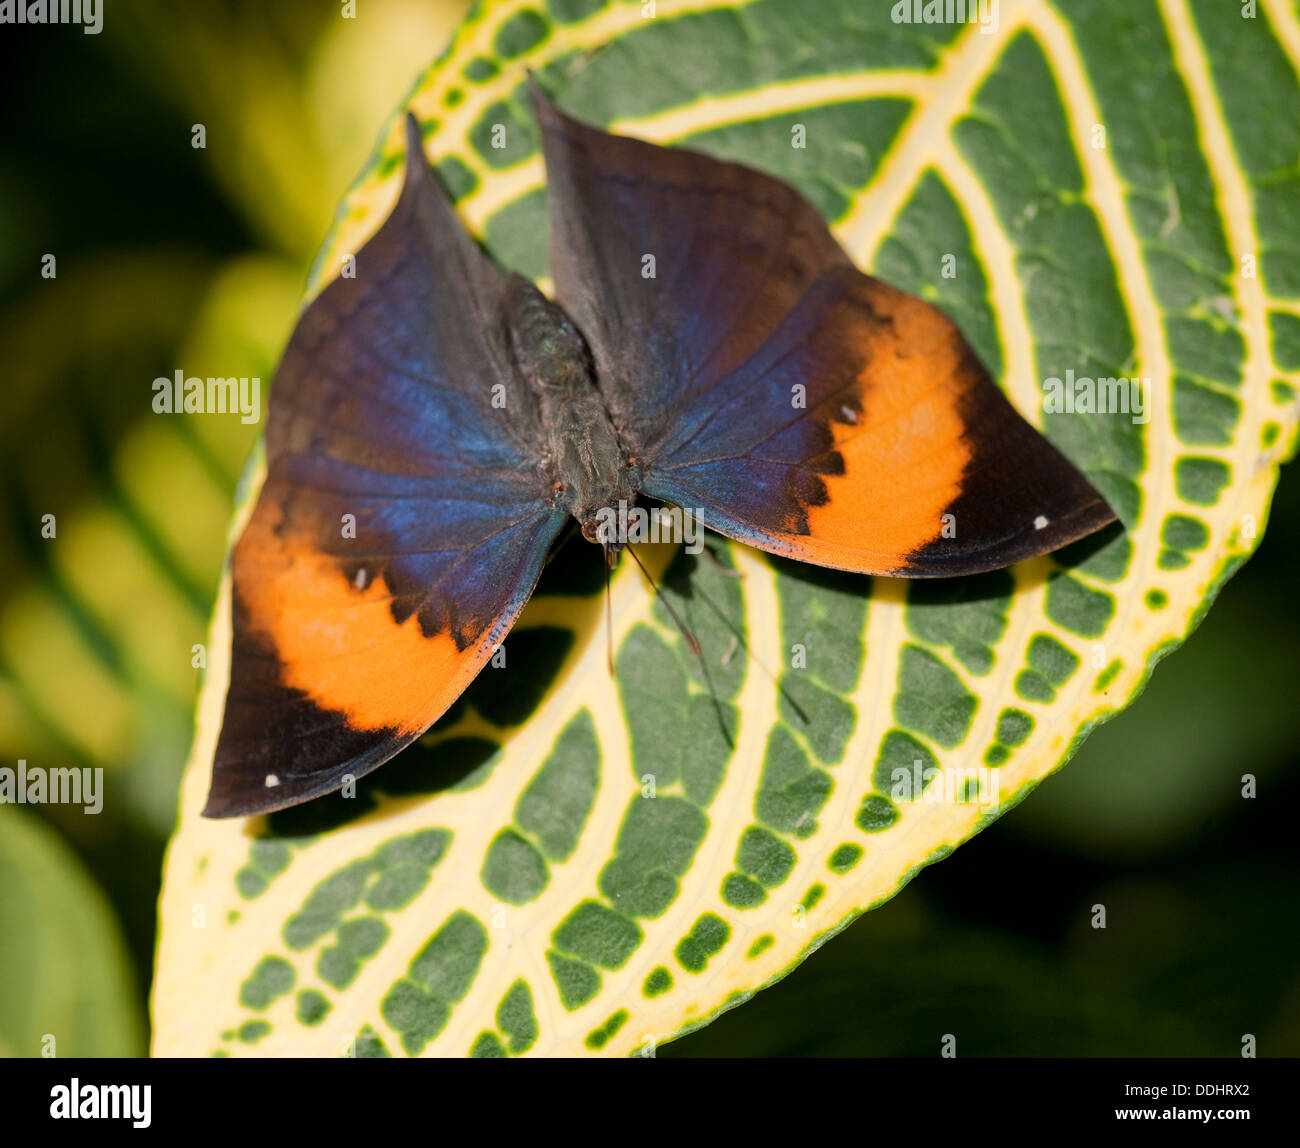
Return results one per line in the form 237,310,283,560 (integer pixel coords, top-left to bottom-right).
204,115,565,818
533,85,1114,577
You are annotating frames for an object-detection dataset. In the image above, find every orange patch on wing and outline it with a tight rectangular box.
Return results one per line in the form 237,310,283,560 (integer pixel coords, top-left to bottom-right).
232,498,479,734
781,282,974,573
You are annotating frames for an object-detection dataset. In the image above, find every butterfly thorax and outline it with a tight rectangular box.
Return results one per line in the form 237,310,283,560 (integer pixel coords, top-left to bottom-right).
504,273,639,547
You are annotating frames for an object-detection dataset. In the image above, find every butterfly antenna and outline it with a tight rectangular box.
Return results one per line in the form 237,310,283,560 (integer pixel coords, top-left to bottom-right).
603,547,616,677
626,544,701,657
688,566,810,725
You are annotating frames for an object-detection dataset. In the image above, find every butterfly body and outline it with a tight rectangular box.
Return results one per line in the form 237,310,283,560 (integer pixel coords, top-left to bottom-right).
503,273,639,546
202,83,1117,818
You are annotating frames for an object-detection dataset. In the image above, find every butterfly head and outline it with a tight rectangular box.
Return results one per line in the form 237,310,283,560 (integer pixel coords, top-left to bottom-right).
576,488,639,555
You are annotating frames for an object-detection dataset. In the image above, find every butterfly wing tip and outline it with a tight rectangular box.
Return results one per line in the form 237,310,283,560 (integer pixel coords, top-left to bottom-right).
200,772,270,819
199,792,242,820
402,110,424,159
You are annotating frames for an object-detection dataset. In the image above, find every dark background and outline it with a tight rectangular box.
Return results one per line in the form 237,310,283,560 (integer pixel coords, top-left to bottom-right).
1,1,1296,1058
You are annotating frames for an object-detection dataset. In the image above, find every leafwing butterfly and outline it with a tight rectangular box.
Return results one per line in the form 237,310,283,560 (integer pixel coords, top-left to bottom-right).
203,82,1115,818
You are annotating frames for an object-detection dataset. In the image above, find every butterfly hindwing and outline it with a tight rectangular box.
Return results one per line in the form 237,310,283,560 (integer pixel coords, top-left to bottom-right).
204,115,565,818
532,85,1115,577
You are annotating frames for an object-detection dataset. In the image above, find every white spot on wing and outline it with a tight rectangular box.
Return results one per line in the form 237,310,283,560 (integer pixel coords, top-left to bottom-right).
265,774,280,788
355,568,368,590
1033,515,1049,531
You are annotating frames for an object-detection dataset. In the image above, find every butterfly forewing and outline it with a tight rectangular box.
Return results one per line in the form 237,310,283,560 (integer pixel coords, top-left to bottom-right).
532,84,1115,577
203,115,565,818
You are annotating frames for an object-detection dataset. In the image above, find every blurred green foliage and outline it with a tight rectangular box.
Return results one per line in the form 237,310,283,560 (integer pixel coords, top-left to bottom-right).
0,0,469,1057
0,0,1295,1058
0,806,144,1056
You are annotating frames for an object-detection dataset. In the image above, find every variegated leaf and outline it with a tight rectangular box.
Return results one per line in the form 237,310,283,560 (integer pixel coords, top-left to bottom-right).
153,0,1300,1057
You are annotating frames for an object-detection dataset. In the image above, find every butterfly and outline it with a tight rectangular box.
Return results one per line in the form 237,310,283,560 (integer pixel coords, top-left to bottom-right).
202,81,1116,818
